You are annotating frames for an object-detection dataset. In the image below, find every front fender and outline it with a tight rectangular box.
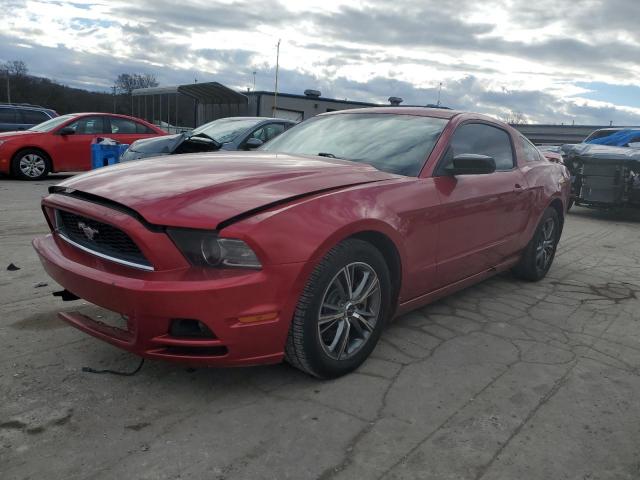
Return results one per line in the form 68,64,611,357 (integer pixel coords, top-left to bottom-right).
222,181,409,267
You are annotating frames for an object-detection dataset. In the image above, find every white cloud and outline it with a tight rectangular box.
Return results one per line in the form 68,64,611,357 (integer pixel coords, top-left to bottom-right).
1,0,640,124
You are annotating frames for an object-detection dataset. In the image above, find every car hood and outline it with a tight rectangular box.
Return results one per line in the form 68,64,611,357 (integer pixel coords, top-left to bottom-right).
54,152,398,229
128,133,184,154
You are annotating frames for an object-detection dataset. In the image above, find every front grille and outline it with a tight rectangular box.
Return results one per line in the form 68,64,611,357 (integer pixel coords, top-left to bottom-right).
55,209,152,270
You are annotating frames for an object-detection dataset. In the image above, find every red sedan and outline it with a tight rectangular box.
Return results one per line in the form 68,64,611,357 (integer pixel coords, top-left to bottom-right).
33,108,570,378
0,113,165,180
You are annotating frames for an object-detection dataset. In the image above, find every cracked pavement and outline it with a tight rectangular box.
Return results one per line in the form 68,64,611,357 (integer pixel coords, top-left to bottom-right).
1,176,640,480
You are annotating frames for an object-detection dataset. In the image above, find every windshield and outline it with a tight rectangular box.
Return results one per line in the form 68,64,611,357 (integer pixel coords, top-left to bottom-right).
261,113,448,176
190,118,261,143
28,114,76,132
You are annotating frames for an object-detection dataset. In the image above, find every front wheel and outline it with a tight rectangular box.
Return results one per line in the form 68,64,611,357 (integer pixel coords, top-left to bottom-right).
12,149,50,180
285,239,391,379
512,207,560,281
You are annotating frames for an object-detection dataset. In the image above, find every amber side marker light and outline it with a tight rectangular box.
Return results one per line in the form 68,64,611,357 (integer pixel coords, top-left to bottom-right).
238,312,278,324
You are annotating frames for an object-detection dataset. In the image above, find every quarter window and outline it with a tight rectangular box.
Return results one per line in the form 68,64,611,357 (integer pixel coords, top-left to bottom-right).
0,108,17,123
520,135,543,162
20,110,49,124
447,123,515,171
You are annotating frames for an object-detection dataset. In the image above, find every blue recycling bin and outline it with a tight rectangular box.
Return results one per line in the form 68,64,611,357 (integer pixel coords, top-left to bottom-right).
91,143,129,169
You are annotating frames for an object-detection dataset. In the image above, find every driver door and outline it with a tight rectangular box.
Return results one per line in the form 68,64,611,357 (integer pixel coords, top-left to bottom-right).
434,122,530,287
53,116,108,172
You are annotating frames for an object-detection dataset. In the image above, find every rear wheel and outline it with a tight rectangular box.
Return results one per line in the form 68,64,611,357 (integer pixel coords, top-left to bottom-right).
285,239,391,378
12,149,50,180
512,207,560,281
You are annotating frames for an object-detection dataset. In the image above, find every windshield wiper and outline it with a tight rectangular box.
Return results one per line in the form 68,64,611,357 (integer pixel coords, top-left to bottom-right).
317,152,344,159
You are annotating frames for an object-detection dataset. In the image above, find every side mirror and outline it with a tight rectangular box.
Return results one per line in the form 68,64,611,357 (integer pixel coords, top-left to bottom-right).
59,127,76,136
447,154,496,175
245,137,263,149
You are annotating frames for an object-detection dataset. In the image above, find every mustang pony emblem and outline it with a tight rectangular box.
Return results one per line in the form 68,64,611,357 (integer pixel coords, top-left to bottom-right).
77,222,99,241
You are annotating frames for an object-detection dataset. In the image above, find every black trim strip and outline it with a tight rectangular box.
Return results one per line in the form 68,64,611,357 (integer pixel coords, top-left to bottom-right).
49,186,165,232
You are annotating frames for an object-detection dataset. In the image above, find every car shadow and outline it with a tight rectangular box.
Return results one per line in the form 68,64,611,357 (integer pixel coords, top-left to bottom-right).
568,205,640,223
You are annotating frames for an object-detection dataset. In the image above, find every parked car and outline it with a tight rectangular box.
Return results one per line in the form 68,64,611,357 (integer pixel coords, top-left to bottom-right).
0,103,58,132
120,117,296,162
560,143,640,209
33,107,570,378
583,127,640,144
0,113,165,180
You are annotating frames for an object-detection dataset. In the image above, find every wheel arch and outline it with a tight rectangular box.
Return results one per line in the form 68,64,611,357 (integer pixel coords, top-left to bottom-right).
349,230,403,315
548,197,565,234
292,220,406,319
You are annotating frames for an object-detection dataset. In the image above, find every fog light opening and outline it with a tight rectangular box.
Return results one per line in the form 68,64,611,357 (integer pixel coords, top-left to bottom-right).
169,319,216,338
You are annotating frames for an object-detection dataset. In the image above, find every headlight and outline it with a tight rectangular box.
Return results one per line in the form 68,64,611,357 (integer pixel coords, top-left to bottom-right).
167,229,261,269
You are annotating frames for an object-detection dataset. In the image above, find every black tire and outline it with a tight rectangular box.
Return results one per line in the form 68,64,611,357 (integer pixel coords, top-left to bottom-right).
512,207,560,281
285,239,391,379
11,149,51,180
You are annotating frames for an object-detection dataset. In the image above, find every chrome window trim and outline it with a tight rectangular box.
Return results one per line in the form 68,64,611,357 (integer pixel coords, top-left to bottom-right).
57,232,154,272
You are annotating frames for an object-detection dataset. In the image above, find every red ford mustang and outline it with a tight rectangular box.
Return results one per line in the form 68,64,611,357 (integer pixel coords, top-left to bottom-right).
0,113,165,180
33,108,570,378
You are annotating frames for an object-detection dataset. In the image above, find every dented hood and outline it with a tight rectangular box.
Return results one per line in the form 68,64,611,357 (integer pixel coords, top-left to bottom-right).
54,152,397,229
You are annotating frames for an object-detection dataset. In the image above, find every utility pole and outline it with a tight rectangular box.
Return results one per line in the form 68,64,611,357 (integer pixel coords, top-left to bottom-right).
436,82,442,107
273,39,281,117
112,85,117,113
252,71,256,91
5,69,10,104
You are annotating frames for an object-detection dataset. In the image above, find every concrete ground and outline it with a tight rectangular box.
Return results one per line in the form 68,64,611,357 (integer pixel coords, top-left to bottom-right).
1,175,639,480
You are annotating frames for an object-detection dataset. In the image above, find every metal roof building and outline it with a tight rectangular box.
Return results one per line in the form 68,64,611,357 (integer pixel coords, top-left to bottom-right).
132,82,378,131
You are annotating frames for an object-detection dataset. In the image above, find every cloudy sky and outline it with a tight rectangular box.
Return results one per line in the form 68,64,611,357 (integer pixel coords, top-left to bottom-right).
2,0,640,124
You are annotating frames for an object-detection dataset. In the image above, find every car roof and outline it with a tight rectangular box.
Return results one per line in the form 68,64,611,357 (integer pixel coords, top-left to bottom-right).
214,116,295,123
0,103,50,111
323,106,462,120
592,127,640,132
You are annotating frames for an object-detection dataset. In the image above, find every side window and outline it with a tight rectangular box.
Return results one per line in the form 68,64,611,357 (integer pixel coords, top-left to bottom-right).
263,123,285,141
249,123,285,142
520,135,543,162
447,123,515,171
20,109,49,124
65,116,107,135
0,108,17,123
110,117,138,134
135,122,155,134
249,126,267,142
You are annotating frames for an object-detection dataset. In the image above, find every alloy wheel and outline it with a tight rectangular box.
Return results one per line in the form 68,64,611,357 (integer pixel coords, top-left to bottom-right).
535,218,556,271
19,153,46,178
317,262,382,361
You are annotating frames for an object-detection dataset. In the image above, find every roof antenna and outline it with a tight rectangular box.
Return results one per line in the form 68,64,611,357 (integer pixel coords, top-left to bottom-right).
274,39,281,117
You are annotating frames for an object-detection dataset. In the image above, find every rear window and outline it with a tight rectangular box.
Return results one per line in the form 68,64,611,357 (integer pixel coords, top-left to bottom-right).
585,129,617,141
110,117,138,134
136,122,155,134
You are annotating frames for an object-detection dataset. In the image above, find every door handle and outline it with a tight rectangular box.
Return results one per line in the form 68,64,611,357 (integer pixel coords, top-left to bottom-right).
513,184,525,193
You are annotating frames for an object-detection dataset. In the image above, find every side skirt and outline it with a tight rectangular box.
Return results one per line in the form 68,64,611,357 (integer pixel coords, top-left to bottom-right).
394,254,521,317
